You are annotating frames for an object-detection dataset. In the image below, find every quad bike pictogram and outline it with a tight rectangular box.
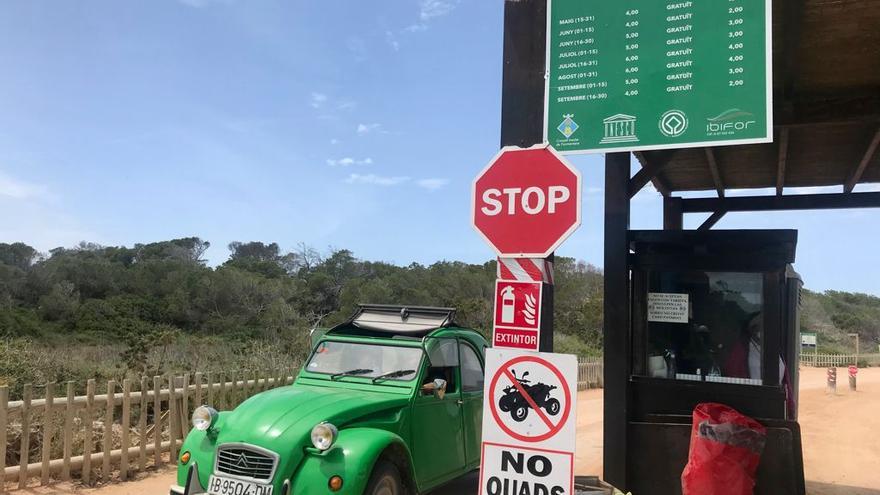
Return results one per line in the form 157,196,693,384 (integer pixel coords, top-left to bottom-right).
497,370,561,422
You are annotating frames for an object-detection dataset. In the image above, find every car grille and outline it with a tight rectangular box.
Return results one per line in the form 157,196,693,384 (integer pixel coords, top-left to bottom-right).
215,445,277,481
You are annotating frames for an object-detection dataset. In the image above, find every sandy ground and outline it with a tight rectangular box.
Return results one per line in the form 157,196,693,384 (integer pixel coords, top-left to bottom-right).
11,367,879,494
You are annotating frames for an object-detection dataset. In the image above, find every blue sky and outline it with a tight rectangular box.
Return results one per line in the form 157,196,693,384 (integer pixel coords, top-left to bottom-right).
1,0,878,295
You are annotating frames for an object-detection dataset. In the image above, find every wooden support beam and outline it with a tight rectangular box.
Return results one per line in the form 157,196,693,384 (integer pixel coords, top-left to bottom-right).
780,0,807,103
630,150,674,198
704,148,724,198
776,92,880,128
499,0,546,149
844,128,880,193
681,192,880,213
776,128,790,196
698,210,727,231
663,196,683,230
604,152,631,489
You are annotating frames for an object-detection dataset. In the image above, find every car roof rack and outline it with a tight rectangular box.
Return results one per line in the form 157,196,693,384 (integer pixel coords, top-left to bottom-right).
329,304,458,337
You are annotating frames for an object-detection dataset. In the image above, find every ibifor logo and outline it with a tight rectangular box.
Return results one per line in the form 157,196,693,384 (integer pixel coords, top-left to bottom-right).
658,109,688,138
706,108,757,137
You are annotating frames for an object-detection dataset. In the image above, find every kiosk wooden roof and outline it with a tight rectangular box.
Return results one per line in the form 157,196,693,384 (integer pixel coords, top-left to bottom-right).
635,0,880,200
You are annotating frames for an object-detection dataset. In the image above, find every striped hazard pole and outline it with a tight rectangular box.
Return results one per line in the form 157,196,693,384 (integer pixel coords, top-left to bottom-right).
827,367,837,394
496,257,555,284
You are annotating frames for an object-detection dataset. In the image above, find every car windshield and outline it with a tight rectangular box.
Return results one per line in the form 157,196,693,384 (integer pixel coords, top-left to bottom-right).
305,340,423,381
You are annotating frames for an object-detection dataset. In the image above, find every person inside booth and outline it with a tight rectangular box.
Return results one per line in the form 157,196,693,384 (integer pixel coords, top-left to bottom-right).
646,271,769,384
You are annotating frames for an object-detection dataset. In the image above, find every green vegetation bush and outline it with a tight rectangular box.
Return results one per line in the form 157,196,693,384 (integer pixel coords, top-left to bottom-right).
2,238,874,399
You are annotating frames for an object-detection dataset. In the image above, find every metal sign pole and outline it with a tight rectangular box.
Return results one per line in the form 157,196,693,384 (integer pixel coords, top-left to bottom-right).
499,0,552,352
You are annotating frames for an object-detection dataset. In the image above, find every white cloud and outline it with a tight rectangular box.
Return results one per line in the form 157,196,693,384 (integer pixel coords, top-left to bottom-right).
310,92,328,109
0,171,51,200
419,0,458,21
404,23,429,33
326,157,373,167
357,123,383,135
385,31,400,51
416,178,450,190
330,139,340,145
346,174,410,186
336,100,357,111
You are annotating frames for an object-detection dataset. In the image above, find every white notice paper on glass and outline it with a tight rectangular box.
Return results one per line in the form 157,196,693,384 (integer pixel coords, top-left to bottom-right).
647,293,689,323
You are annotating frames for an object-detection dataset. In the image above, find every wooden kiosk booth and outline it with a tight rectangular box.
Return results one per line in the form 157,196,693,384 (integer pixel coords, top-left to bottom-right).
599,2,880,493
498,0,880,493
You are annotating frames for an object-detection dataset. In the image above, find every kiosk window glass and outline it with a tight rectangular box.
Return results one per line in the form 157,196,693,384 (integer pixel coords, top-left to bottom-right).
645,271,764,385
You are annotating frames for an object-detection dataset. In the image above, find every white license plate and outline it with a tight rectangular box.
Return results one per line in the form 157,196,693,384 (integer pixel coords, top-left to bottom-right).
207,475,273,495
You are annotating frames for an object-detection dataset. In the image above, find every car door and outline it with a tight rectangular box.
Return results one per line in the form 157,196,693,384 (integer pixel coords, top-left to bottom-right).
410,337,467,486
458,341,485,468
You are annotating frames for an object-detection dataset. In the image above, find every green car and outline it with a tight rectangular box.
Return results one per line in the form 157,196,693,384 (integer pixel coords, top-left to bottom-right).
171,305,488,495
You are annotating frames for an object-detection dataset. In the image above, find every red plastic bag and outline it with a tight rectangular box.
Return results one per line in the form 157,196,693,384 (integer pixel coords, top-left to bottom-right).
681,403,767,495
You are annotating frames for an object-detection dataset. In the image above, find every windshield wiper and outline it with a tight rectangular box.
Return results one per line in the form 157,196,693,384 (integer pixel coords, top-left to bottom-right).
330,368,374,380
371,369,416,383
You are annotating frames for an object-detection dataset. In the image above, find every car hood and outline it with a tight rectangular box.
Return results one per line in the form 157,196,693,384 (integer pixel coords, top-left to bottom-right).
212,382,410,476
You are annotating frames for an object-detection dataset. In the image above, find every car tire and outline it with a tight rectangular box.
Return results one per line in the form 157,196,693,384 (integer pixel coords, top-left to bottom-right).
511,405,528,422
365,460,405,495
545,398,560,416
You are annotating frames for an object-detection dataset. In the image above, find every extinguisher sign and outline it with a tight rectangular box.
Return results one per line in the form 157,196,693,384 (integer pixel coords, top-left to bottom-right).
493,280,543,351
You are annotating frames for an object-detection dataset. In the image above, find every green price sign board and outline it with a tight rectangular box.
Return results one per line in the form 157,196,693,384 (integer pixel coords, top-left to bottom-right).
545,0,772,154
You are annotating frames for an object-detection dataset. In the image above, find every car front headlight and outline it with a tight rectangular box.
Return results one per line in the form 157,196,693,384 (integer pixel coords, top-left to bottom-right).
192,405,219,431
310,422,338,451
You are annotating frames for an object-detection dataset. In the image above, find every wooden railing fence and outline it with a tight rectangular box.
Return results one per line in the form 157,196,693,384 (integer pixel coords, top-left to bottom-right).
799,353,880,367
0,368,297,492
577,357,604,390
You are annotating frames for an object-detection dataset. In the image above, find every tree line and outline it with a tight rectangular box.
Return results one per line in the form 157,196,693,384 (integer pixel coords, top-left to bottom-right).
0,238,605,365
1,237,875,383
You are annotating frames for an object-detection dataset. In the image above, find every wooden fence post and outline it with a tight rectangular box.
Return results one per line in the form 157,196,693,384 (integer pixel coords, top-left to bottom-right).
206,372,214,409
82,379,95,485
103,380,115,481
229,372,238,409
194,372,203,408
40,383,55,485
0,385,8,494
121,378,131,481
218,373,226,410
18,384,31,489
62,382,74,481
153,376,162,467
168,375,178,463
181,373,190,438
139,376,148,473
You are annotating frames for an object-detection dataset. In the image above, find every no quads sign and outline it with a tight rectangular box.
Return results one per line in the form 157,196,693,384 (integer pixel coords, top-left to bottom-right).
480,348,578,495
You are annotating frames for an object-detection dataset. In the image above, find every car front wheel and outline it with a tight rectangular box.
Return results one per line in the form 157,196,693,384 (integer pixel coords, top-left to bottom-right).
365,460,405,495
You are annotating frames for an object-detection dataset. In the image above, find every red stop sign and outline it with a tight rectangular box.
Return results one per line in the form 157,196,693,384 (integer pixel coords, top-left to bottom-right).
472,144,581,257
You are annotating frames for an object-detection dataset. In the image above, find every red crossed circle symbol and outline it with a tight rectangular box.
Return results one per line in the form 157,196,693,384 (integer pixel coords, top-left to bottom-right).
488,355,571,443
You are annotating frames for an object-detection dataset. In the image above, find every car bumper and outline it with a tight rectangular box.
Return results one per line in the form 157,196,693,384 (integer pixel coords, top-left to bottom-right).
170,463,206,495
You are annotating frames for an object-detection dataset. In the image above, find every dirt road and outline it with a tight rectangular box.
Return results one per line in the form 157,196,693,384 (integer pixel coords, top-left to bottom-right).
21,367,880,494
